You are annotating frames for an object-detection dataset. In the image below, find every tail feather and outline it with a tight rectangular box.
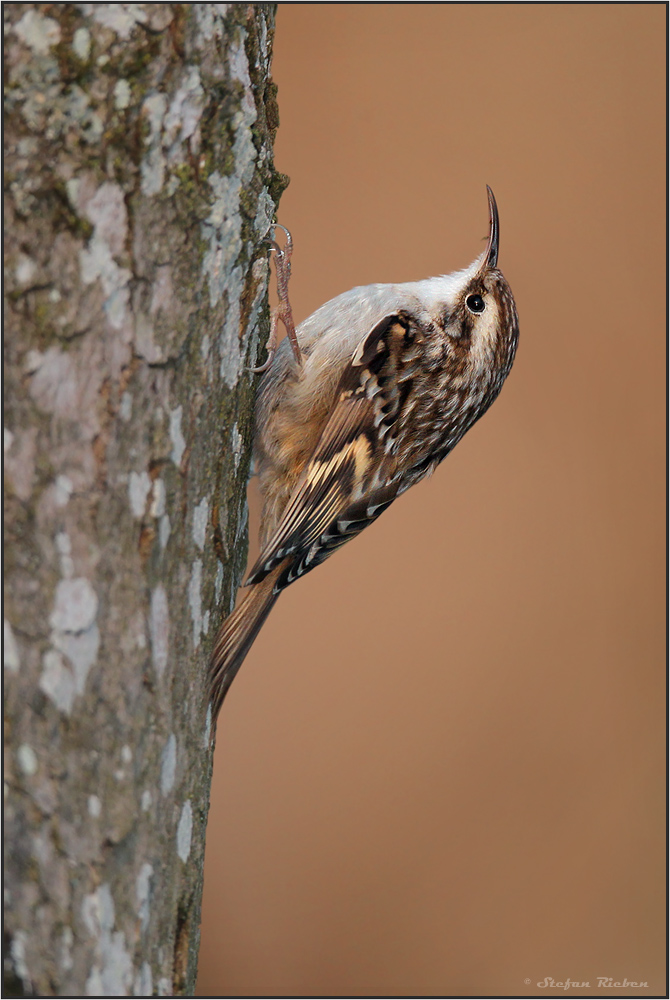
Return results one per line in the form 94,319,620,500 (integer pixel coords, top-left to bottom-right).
208,562,286,721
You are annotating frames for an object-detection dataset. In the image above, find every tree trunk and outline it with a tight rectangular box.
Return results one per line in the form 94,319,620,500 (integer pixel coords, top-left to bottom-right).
3,4,285,995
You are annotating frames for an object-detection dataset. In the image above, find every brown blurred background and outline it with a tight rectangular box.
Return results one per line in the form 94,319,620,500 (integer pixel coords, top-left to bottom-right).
197,5,665,997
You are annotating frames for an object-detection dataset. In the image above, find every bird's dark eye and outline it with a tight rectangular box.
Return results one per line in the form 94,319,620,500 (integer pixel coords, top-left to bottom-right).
466,294,485,314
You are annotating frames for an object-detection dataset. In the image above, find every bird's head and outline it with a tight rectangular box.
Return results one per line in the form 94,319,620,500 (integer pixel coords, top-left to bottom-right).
422,187,519,385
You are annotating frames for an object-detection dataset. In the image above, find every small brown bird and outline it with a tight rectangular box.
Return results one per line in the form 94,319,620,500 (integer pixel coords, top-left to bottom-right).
209,187,519,719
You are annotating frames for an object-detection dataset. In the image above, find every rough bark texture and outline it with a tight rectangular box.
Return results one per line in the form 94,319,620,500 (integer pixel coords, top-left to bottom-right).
3,4,285,996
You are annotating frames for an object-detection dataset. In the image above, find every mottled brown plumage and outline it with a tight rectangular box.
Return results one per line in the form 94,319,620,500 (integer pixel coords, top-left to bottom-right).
209,188,519,719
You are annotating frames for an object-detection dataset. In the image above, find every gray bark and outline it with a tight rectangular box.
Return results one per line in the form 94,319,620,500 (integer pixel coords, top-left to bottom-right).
3,4,285,996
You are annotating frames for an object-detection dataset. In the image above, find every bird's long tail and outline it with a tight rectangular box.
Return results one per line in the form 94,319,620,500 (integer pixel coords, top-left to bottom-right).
208,561,286,721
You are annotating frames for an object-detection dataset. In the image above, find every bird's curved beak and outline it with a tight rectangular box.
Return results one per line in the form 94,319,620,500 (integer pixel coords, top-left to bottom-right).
482,185,499,269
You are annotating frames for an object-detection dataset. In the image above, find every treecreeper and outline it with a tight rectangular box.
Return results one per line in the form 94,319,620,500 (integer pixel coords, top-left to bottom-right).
209,187,519,719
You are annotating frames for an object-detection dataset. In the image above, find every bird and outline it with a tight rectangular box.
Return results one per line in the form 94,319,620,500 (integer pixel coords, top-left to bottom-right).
209,187,519,721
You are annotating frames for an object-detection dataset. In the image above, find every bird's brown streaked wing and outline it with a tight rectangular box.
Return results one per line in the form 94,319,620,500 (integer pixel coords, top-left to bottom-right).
246,388,396,588
246,312,429,590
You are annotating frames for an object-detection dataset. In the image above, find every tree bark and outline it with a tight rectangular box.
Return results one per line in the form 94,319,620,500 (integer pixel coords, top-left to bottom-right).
3,4,285,995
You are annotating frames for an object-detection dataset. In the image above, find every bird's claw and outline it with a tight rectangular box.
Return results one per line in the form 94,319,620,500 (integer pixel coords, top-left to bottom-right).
247,348,276,374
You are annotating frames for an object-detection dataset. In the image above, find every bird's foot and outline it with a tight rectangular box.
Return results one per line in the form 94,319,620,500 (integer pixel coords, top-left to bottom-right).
249,224,302,373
